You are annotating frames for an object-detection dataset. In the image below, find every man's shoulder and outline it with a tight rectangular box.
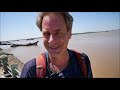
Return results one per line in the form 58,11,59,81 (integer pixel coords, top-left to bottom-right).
68,49,90,64
69,49,89,58
68,49,82,56
20,58,36,78
24,58,36,69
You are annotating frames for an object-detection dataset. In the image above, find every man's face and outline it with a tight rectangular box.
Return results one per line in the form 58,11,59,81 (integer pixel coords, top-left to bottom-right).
42,13,71,58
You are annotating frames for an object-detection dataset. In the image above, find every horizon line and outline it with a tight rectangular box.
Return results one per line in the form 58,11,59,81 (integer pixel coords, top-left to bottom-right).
1,29,119,42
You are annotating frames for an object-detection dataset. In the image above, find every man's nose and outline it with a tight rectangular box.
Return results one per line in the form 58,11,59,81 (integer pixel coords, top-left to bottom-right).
48,35,56,43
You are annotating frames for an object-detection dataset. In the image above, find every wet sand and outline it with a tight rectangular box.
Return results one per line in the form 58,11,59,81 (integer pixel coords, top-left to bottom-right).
1,30,120,78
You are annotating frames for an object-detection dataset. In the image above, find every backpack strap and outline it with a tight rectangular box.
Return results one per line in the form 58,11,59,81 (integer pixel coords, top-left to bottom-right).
36,50,88,78
36,53,46,78
72,50,87,78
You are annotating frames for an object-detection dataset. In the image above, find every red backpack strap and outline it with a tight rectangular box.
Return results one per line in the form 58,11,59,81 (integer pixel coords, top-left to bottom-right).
72,50,87,78
36,53,46,78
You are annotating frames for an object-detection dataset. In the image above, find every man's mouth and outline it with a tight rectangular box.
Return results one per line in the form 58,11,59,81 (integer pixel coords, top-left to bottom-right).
50,45,61,49
49,45,61,53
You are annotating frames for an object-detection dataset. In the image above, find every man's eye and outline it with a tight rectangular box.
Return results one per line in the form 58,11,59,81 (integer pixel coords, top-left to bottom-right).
56,33,63,36
43,33,50,37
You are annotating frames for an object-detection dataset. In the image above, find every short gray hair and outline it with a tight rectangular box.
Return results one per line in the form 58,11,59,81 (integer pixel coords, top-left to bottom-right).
36,12,73,31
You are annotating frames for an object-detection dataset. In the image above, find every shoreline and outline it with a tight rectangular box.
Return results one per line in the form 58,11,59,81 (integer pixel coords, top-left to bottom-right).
0,50,24,78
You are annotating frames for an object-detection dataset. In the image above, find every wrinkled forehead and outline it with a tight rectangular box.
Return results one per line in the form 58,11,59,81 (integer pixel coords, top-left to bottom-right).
42,13,66,29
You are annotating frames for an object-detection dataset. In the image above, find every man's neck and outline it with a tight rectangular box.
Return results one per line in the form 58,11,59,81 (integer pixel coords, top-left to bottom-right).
48,50,69,72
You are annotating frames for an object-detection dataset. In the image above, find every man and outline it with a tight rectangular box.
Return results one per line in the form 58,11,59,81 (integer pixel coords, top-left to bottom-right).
20,12,93,78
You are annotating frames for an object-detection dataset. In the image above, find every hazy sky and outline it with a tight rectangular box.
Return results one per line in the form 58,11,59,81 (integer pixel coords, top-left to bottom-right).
0,12,120,41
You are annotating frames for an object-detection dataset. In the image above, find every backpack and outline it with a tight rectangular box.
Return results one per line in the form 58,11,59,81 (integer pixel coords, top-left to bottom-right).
36,50,88,78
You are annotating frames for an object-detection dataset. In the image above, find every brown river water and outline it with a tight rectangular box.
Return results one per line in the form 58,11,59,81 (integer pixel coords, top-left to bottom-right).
1,30,120,78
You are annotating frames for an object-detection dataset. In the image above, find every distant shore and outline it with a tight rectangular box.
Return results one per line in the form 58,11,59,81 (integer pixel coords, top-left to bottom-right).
1,29,119,42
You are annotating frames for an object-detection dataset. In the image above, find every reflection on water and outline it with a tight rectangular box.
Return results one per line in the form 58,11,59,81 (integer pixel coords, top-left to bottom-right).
1,30,120,78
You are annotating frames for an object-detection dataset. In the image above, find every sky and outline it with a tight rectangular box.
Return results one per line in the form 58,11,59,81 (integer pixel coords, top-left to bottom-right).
0,12,120,41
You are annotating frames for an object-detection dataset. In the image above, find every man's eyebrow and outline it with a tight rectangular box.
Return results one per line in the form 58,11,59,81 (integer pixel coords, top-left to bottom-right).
42,29,63,34
42,30,49,33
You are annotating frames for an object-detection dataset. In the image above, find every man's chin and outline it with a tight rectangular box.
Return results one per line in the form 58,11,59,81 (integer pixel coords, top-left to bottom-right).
49,51,61,57
50,51,60,55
